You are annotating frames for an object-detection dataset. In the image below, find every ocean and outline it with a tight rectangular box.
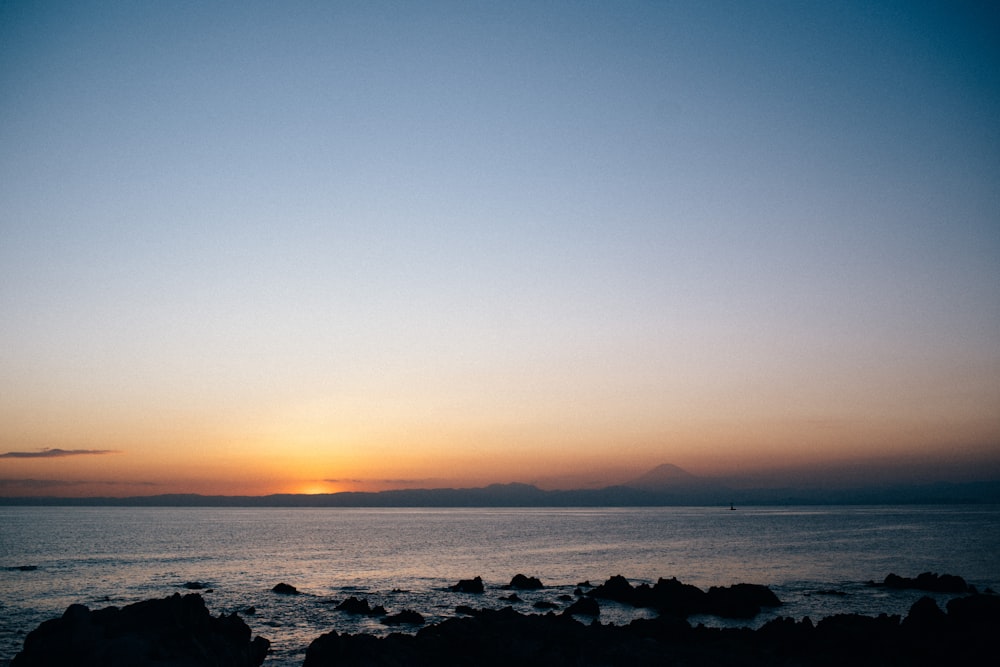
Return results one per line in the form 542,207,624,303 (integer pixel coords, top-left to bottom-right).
2,505,998,666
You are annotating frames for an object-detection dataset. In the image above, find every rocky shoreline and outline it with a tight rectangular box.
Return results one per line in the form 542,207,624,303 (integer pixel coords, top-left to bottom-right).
11,573,998,666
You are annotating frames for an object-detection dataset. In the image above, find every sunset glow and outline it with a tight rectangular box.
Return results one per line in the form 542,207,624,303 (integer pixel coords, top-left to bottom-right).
1,1,998,497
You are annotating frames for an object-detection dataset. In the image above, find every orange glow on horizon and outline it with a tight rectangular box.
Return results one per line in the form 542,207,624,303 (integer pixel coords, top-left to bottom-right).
293,482,339,495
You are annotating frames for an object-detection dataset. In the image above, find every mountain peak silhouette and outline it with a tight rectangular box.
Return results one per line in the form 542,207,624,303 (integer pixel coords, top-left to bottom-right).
627,464,704,491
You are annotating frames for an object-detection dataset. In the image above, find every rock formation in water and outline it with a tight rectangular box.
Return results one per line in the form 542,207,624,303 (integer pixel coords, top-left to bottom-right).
334,596,386,616
12,593,269,667
271,582,300,595
381,609,425,626
561,596,600,617
449,576,485,593
587,575,781,618
506,574,546,590
303,593,1000,666
872,571,976,593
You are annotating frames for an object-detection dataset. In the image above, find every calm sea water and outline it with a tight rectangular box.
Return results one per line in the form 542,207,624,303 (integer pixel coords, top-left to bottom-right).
2,505,998,666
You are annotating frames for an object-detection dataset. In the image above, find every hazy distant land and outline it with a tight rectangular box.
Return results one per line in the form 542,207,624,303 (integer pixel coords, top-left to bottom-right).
2,464,998,507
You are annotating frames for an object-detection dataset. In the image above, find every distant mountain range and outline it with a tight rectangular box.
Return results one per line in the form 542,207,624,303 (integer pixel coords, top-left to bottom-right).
2,464,999,506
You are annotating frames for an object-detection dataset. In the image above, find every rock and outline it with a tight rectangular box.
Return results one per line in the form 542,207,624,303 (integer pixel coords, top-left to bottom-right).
758,615,813,649
12,593,269,667
589,575,641,605
562,597,600,617
305,629,419,666
335,596,384,616
449,576,485,593
704,583,781,618
881,572,973,593
649,577,708,617
814,612,901,660
506,574,545,590
271,582,300,595
301,587,1000,667
587,576,779,619
184,581,209,590
381,610,425,626
533,600,558,610
455,605,477,616
946,593,1000,628
902,596,946,633
501,593,522,602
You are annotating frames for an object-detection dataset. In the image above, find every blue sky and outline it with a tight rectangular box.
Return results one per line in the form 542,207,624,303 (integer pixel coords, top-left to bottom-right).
1,1,998,494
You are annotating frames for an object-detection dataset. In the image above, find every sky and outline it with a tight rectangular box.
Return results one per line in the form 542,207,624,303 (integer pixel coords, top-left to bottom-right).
1,0,998,496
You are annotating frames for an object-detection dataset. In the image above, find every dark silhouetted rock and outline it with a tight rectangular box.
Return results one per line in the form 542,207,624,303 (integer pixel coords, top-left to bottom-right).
506,574,545,590
455,605,477,616
533,600,558,610
449,576,484,593
562,596,600,617
946,593,1000,628
12,593,268,667
381,609,425,625
305,629,416,666
588,575,778,619
902,596,947,634
814,612,901,662
184,581,208,590
758,615,813,651
589,574,641,605
302,592,1000,667
649,577,708,617
335,596,385,616
271,582,300,595
704,583,781,618
879,572,973,593
501,593,522,602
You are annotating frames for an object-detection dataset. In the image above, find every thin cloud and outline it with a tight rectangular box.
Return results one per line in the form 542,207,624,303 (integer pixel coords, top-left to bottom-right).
324,478,427,485
0,478,84,488
0,478,158,489
324,478,452,489
0,448,120,459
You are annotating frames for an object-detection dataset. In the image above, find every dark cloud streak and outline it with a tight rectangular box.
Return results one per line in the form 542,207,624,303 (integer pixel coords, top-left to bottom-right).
0,478,157,489
0,448,119,459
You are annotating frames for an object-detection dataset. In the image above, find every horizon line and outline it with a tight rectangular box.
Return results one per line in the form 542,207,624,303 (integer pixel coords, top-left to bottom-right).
1,478,998,507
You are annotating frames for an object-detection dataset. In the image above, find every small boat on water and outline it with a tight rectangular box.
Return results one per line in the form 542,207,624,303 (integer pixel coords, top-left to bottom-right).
729,502,736,510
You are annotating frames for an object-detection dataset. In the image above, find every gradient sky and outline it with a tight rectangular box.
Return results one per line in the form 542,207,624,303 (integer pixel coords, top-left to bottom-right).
2,1,998,496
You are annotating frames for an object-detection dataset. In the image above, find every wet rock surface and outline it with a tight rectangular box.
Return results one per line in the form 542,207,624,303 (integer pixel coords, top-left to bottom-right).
12,593,269,667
